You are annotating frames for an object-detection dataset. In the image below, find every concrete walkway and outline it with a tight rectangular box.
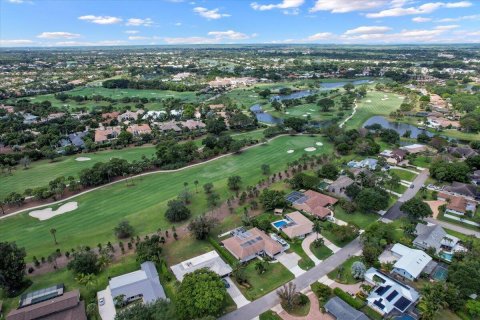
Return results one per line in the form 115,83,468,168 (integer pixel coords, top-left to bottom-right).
225,277,250,308
277,252,305,277
301,233,321,265
97,288,116,320
318,275,364,295
390,166,420,175
278,292,334,320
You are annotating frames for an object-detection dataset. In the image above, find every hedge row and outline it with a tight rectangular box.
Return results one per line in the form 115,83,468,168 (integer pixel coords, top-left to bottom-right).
333,287,364,309
208,237,238,266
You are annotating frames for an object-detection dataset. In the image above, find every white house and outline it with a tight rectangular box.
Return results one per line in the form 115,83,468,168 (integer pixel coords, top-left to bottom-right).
170,251,232,281
390,243,432,281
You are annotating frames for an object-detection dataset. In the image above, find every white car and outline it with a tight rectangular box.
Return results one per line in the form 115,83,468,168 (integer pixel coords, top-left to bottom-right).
99,297,105,306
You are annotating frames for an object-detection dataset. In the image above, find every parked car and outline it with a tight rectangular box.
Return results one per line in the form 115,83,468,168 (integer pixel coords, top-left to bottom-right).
99,297,105,306
410,184,415,189
222,278,230,288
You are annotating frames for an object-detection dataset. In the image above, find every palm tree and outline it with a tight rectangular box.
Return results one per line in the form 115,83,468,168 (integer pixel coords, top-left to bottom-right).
254,260,268,274
194,180,199,193
277,283,298,311
313,221,322,240
50,228,57,245
183,182,188,191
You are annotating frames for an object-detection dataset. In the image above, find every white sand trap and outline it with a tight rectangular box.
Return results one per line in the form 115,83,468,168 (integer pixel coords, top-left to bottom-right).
29,202,78,221
287,150,294,154
366,100,372,103
302,114,308,117
309,109,315,111
381,98,389,101
398,97,403,99
307,112,311,115
75,157,91,162
304,147,316,152
384,94,388,98
285,112,290,114
316,142,323,146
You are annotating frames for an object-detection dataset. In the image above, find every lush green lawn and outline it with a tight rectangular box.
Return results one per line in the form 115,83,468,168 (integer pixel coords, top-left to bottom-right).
389,168,417,181
319,221,358,247
327,256,363,284
334,206,379,229
410,155,432,168
259,311,282,320
345,90,403,129
0,145,157,198
389,183,408,194
288,239,315,270
310,243,333,260
235,259,294,300
0,135,332,260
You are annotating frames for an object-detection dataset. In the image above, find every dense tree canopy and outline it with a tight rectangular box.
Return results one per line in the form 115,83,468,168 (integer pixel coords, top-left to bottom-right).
0,242,27,296
400,198,433,220
165,199,191,222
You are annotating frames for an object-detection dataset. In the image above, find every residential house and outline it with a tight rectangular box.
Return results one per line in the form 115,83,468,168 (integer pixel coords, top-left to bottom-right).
289,190,338,219
7,285,86,320
413,223,460,253
0,104,14,113
427,116,460,129
347,158,378,170
364,268,419,316
447,146,478,159
98,261,166,319
95,126,121,143
181,119,206,130
279,211,314,239
60,131,88,149
387,243,433,281
400,144,428,154
438,192,477,216
327,176,354,197
155,121,181,132
22,113,38,124
127,124,152,136
324,296,369,320
472,170,480,185
381,149,408,165
117,109,144,123
171,251,232,281
444,182,479,200
222,227,284,262
101,111,120,122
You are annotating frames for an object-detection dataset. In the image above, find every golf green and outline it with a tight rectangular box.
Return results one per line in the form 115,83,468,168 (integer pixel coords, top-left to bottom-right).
0,135,332,259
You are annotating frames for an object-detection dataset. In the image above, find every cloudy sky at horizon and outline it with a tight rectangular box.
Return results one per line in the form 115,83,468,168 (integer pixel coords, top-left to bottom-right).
1,0,479,47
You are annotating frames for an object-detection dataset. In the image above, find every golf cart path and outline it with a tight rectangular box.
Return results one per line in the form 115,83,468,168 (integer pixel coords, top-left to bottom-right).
339,100,358,128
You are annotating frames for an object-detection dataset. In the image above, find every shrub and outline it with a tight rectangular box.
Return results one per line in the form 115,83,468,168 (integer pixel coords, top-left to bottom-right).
311,282,332,301
114,220,134,239
334,287,364,309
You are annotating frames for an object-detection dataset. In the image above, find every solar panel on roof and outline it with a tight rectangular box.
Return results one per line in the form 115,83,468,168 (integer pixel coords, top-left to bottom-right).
373,299,385,310
386,290,399,302
394,296,412,311
375,285,391,296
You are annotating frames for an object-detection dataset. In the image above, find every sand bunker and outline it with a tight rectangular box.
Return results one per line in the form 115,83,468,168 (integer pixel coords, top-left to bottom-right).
366,100,372,103
302,114,308,117
285,112,290,114
316,142,323,146
304,147,316,152
398,97,403,99
381,98,389,101
29,202,78,221
287,150,294,154
75,157,91,162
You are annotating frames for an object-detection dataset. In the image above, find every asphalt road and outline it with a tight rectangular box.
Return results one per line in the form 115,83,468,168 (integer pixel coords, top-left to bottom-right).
219,237,362,320
383,169,429,220
425,217,480,238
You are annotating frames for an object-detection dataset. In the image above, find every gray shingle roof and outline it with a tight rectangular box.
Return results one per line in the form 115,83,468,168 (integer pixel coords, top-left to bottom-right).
325,296,369,320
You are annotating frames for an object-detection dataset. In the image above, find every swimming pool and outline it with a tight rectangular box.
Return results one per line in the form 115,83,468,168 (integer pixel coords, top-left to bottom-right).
394,315,415,320
432,266,448,281
272,220,288,230
440,252,453,262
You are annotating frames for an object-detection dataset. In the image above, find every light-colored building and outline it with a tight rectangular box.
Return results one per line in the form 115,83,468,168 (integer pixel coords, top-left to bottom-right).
290,190,338,219
171,251,232,281
400,144,427,154
438,192,477,216
222,227,284,262
413,223,460,254
388,244,432,281
279,211,313,239
324,296,369,320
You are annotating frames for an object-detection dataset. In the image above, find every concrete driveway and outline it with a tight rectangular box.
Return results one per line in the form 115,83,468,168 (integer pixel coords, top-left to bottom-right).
276,252,305,277
97,288,116,320
224,277,250,308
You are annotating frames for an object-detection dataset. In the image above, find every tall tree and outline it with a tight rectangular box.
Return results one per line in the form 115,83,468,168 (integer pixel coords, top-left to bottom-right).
50,228,58,245
0,242,27,296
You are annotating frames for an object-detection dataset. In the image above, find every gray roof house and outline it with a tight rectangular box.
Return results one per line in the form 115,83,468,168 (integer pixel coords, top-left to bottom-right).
445,182,479,199
413,223,447,253
171,251,232,281
324,296,369,320
328,176,354,197
108,261,166,304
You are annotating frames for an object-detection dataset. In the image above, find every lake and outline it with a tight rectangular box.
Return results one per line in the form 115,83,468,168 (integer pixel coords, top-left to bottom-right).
363,116,434,138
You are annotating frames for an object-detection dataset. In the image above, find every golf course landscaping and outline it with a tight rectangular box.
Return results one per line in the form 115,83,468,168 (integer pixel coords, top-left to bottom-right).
0,135,333,260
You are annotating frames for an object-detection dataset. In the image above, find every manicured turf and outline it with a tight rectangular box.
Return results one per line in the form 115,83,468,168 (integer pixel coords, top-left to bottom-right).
260,311,282,320
389,168,418,181
327,256,363,284
333,206,379,229
288,239,315,270
345,90,403,129
310,242,333,260
0,145,157,198
0,135,332,259
235,259,294,300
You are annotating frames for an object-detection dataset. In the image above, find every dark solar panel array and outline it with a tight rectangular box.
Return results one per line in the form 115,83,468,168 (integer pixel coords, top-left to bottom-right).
373,299,385,310
239,236,263,247
386,290,399,302
394,296,412,311
285,191,307,203
375,285,391,295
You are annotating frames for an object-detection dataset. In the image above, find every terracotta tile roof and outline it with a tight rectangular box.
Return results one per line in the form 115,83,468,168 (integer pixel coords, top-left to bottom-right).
222,227,282,260
94,126,121,142
293,190,337,218
282,211,314,239
127,124,151,135
101,111,120,120
439,192,475,214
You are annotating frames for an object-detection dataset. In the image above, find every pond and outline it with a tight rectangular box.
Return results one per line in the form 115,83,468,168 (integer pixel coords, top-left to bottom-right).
250,104,283,124
319,79,372,91
363,116,434,139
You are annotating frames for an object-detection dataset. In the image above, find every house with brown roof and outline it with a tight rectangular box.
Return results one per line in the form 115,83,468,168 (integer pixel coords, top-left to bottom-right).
7,287,86,320
181,119,206,130
438,192,477,216
328,176,354,198
222,227,284,262
117,109,144,122
101,111,120,121
127,124,152,136
94,126,121,143
280,211,314,239
290,190,338,219
155,121,181,132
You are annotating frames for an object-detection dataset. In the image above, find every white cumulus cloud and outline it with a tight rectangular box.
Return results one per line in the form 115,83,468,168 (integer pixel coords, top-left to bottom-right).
0,39,34,46
37,32,81,39
412,17,432,22
310,0,387,13
193,7,230,19
251,0,304,11
126,18,154,26
344,26,392,35
79,15,122,25
208,30,250,40
367,1,472,18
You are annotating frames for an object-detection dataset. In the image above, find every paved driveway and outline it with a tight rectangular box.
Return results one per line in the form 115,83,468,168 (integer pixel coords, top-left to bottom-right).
276,252,305,277
220,237,362,320
97,288,116,320
225,277,250,308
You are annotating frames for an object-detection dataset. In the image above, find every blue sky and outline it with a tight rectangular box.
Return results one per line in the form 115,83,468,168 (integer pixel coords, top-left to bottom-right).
1,0,479,46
